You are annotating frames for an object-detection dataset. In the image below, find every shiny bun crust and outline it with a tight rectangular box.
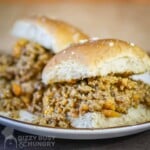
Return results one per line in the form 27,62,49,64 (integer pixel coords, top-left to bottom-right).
12,16,89,53
42,39,150,84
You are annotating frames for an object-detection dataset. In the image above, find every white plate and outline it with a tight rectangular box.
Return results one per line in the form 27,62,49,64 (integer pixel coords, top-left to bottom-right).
0,115,149,139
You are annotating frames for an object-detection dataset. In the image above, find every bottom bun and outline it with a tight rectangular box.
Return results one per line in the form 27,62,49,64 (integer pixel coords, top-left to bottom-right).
70,104,150,128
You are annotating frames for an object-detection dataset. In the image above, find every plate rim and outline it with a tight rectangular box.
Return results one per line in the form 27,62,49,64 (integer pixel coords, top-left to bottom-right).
0,115,150,133
1,115,150,139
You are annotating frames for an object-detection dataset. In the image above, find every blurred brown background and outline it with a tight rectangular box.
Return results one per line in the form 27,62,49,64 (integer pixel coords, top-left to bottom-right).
0,0,150,4
0,0,150,53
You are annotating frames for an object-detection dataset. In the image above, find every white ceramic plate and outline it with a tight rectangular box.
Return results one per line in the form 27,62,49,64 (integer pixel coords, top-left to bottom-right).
0,115,149,139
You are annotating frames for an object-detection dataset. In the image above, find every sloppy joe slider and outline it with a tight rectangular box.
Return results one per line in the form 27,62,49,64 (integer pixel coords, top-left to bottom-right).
0,16,89,117
42,39,150,128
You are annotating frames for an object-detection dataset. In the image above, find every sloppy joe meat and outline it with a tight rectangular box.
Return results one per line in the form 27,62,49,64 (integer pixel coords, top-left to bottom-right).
42,75,150,128
0,39,53,117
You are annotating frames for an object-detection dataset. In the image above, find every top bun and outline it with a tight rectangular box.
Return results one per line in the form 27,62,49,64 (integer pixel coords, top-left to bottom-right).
12,16,89,53
42,39,150,84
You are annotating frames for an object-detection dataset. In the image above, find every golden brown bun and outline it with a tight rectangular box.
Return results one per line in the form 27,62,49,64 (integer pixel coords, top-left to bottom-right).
12,16,89,53
42,39,150,84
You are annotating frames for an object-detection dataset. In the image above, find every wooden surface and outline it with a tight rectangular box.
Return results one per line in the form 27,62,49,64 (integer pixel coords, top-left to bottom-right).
0,3,150,54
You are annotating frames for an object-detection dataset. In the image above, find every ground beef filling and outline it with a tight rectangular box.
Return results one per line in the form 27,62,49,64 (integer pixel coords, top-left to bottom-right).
12,39,53,114
0,54,21,118
0,54,15,80
0,39,53,116
13,39,53,82
42,76,150,128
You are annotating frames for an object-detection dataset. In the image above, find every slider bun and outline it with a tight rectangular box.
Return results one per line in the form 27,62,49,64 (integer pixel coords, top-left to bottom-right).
12,16,89,53
70,104,150,128
42,39,150,84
